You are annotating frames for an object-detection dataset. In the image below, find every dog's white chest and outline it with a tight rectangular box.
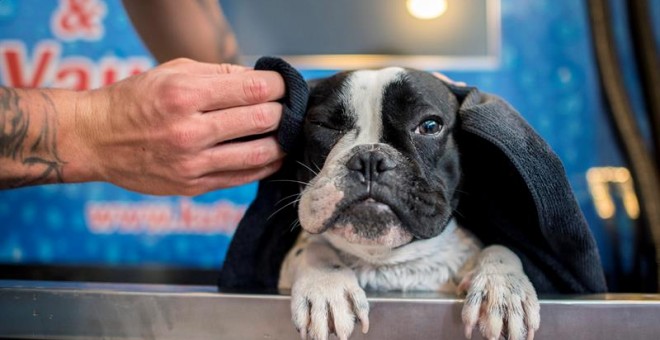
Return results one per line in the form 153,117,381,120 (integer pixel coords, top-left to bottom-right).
331,222,481,292
279,221,482,293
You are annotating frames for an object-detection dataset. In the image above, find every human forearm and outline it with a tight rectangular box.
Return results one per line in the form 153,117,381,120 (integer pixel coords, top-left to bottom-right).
0,87,98,188
1,59,286,195
122,0,239,64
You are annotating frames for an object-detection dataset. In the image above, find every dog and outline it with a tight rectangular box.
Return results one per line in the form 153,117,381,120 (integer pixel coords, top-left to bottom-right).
276,67,540,340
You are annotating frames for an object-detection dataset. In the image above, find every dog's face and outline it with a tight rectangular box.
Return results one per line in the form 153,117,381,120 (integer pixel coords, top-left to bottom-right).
297,67,461,249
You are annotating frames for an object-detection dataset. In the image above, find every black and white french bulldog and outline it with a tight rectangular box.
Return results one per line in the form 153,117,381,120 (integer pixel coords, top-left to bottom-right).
278,68,540,340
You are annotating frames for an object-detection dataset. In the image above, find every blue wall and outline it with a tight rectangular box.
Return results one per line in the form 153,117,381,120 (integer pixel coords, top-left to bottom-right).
0,0,650,275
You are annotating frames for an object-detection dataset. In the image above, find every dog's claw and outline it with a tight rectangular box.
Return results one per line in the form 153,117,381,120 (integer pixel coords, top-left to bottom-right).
460,254,540,340
460,280,482,340
481,308,504,340
349,288,370,334
464,324,474,339
463,274,540,340
291,268,369,340
361,318,370,334
527,329,535,340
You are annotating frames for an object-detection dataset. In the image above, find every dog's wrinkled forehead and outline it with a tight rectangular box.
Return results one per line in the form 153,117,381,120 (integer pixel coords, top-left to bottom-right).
341,67,405,143
307,68,459,137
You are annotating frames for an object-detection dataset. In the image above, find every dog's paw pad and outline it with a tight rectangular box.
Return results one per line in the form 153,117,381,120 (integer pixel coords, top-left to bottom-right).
460,271,540,340
291,269,369,340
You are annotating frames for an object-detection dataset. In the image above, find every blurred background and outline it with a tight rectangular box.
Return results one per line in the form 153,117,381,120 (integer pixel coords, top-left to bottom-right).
0,0,658,292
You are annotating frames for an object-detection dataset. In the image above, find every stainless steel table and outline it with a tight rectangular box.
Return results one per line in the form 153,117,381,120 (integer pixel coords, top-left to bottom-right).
1,280,659,339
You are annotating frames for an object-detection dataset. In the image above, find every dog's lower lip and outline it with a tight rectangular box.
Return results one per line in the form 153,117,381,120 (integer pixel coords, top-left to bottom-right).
359,198,391,211
321,195,402,233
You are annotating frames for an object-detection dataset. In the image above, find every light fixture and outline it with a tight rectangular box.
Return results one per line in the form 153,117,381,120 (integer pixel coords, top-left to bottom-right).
406,0,448,20
586,167,640,220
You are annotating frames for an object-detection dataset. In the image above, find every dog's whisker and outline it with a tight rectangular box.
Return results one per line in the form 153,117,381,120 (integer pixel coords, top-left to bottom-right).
453,189,470,195
311,161,322,172
296,160,319,176
268,179,311,186
274,192,303,207
267,198,302,221
452,208,466,219
279,219,301,236
288,219,301,232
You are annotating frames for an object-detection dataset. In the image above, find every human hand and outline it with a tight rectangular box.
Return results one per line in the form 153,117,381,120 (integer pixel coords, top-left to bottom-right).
74,58,286,196
432,72,467,87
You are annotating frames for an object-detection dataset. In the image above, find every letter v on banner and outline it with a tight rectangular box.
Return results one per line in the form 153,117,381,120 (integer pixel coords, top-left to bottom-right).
0,40,61,88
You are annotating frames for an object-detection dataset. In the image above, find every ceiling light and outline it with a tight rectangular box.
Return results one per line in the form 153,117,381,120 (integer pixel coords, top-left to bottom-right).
406,0,448,20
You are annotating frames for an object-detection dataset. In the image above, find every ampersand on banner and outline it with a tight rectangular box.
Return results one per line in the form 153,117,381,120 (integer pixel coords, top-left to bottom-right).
50,0,107,41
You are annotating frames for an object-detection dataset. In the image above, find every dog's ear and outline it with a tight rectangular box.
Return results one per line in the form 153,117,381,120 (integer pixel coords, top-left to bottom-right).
306,77,324,90
451,86,607,294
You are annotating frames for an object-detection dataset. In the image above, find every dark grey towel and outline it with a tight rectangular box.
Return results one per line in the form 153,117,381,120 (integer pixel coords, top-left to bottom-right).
450,85,607,293
218,59,607,294
254,57,309,153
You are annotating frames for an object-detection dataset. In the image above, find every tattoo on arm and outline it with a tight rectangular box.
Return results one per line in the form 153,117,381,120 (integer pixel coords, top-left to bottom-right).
0,87,65,188
196,0,239,64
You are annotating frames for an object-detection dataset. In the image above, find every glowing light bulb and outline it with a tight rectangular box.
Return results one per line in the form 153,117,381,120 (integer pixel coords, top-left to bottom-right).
406,0,448,20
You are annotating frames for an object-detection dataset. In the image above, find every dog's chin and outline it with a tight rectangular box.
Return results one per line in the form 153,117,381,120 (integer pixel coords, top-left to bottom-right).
327,223,414,248
322,200,414,248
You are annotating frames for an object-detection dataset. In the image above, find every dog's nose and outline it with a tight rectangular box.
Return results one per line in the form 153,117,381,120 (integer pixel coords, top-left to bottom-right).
347,150,396,182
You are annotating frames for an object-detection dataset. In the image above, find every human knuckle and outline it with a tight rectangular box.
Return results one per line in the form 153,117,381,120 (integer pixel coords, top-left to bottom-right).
245,145,271,167
181,188,200,197
226,172,253,187
250,104,276,131
169,126,197,150
174,160,198,178
164,57,194,68
217,63,231,73
265,159,283,174
243,76,269,103
159,77,192,112
180,187,195,197
180,179,203,196
217,63,238,74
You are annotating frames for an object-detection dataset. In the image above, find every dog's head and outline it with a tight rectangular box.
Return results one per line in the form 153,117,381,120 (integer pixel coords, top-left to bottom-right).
297,67,461,250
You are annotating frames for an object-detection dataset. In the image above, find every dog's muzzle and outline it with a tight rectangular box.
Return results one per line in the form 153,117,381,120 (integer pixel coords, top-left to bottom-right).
346,147,397,186
300,144,413,247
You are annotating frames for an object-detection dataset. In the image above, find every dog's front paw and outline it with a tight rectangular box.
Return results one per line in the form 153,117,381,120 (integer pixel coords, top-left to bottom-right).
458,252,540,340
290,268,369,340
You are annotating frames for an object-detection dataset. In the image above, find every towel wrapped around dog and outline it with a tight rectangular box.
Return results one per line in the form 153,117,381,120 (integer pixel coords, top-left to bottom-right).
218,57,607,294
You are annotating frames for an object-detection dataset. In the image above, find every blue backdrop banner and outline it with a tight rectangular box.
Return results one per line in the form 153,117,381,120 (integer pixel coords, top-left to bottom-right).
0,0,256,269
0,0,645,276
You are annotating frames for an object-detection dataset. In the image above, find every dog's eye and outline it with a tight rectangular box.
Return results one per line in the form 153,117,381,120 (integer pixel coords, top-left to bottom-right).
311,121,341,131
415,119,442,135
